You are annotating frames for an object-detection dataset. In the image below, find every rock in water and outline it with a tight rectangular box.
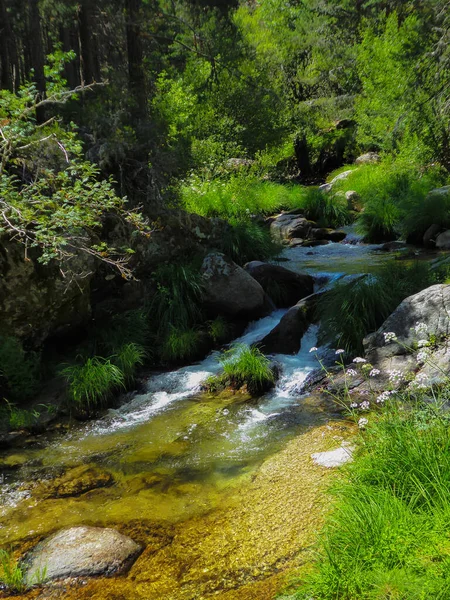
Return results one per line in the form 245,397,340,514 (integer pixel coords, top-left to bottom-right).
311,444,354,468
201,252,272,318
24,526,142,584
244,261,314,307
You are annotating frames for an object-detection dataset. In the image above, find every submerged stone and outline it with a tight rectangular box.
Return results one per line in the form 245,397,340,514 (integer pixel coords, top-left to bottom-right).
23,526,142,584
311,444,354,468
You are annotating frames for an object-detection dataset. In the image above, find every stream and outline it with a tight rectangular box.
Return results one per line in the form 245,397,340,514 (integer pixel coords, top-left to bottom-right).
0,234,393,599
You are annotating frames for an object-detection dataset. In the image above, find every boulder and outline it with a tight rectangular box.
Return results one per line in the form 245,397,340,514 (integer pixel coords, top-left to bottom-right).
270,214,316,242
330,170,354,186
379,241,408,252
429,185,450,196
244,261,314,308
40,465,114,499
355,152,380,165
364,284,450,365
259,292,323,354
436,230,450,250
423,224,442,248
346,190,362,211
201,253,272,318
310,228,347,243
23,526,142,584
311,443,354,468
319,183,332,194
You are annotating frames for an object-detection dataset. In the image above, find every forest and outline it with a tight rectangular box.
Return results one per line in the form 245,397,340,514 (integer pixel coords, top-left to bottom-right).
1,0,450,599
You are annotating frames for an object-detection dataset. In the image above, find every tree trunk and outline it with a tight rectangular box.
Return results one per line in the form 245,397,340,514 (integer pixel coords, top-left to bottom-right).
0,0,18,90
28,0,46,121
78,0,100,85
125,0,147,120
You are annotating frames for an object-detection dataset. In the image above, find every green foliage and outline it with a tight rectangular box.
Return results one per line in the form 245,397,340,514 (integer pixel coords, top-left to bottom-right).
334,160,446,242
0,61,148,279
318,262,436,354
0,550,25,593
219,220,281,265
301,402,450,600
113,343,146,383
161,327,203,362
401,189,450,241
96,310,150,355
217,344,275,395
0,336,41,401
61,357,125,410
207,317,230,344
301,189,351,228
150,262,204,335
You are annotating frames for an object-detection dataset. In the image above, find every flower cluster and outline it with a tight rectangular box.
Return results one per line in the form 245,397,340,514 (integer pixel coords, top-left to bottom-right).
384,332,397,343
377,390,394,404
388,370,404,385
414,322,428,336
353,357,367,364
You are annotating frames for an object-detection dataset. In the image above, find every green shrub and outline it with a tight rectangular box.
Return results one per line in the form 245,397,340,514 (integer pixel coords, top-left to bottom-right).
301,188,352,228
62,357,125,410
150,262,204,335
217,344,276,395
113,343,146,383
0,336,41,401
401,188,450,242
219,219,281,265
161,327,203,362
302,402,450,600
0,550,25,593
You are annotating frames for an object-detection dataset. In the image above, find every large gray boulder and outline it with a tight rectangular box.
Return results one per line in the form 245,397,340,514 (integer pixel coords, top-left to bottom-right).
244,261,314,307
436,230,450,250
355,152,380,165
270,214,316,242
23,526,142,584
259,292,322,354
423,224,442,248
201,253,272,318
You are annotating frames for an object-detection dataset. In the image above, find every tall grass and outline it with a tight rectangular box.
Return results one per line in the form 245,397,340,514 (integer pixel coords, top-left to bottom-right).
62,357,125,410
301,188,352,228
297,401,450,600
219,219,281,265
180,174,307,219
162,327,203,362
113,342,146,383
318,262,436,354
333,160,446,242
218,344,275,395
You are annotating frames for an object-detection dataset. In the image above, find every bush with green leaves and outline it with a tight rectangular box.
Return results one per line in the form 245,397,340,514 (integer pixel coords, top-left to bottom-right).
297,401,450,600
210,344,276,396
0,336,41,401
61,357,125,411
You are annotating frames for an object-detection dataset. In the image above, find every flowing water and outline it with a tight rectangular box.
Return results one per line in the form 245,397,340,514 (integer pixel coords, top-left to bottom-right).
0,235,392,599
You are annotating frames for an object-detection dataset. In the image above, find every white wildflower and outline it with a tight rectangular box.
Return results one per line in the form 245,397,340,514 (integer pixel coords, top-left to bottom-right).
347,369,358,377
358,417,368,429
309,347,318,353
383,332,397,343
414,322,428,336
416,350,429,364
335,349,345,355
350,402,358,409
369,369,381,377
388,370,404,384
417,339,430,348
360,400,370,411
353,357,367,364
377,391,392,404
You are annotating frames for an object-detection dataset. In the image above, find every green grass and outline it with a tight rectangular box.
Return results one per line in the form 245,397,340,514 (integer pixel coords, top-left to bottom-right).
301,188,352,228
219,219,281,265
317,262,437,354
207,317,230,344
161,327,203,362
61,357,125,410
333,160,446,242
293,401,450,600
213,344,276,395
113,342,146,383
0,550,25,593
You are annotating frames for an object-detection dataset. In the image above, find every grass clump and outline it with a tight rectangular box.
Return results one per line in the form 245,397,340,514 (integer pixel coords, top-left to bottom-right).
318,262,436,354
207,317,230,344
0,550,25,593
298,401,450,600
219,219,281,265
61,357,125,410
301,188,352,228
113,342,146,383
162,327,203,362
209,344,276,396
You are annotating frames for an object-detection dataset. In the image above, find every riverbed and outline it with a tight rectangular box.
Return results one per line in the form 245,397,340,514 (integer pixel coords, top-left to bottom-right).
0,236,392,599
